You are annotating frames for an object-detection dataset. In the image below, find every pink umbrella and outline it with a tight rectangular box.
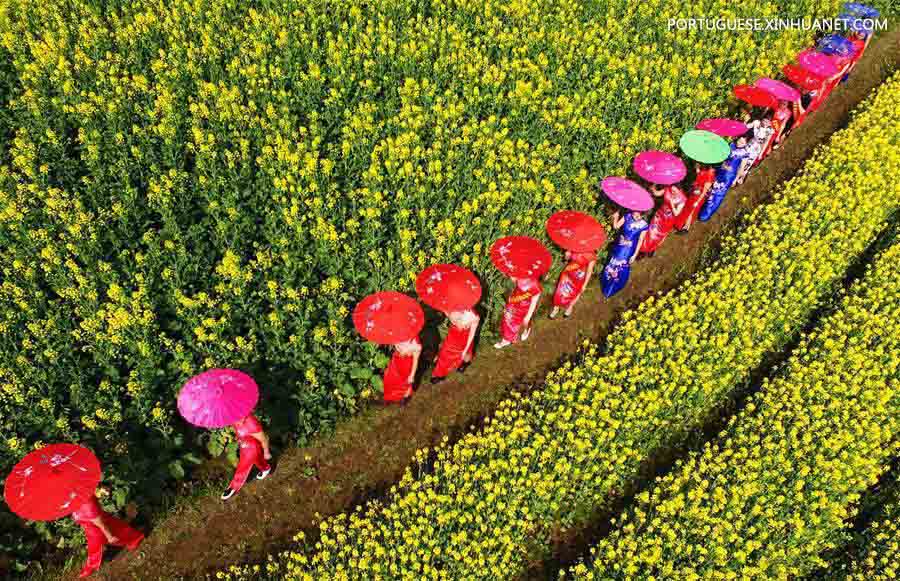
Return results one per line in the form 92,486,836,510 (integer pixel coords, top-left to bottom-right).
177,369,260,429
632,151,687,185
601,177,654,212
695,118,749,138
798,49,839,78
754,78,802,103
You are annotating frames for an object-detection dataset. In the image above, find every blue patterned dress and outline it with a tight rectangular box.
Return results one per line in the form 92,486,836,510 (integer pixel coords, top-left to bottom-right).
601,214,649,298
699,142,752,222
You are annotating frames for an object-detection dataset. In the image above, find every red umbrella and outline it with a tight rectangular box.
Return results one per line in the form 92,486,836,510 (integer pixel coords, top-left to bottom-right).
782,63,825,91
353,291,424,345
4,444,102,521
490,236,553,279
416,264,482,312
733,84,779,109
546,211,607,253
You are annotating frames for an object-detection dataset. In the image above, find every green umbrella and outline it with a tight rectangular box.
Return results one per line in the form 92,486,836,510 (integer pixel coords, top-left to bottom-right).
679,130,731,164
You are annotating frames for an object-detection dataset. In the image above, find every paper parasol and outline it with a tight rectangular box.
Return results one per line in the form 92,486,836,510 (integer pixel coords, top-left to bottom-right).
600,177,654,211
678,130,731,165
754,78,801,103
353,291,424,345
415,264,482,312
782,63,825,91
695,118,749,138
817,34,855,57
843,2,879,17
632,150,687,185
798,49,839,78
4,444,102,521
733,84,779,109
490,236,553,279
546,211,607,253
178,369,260,429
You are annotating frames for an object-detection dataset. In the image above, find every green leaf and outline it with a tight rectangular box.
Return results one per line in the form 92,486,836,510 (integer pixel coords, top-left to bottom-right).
168,461,185,480
338,382,356,397
207,439,224,457
183,453,203,465
349,367,373,380
371,376,384,392
374,353,390,368
113,487,128,508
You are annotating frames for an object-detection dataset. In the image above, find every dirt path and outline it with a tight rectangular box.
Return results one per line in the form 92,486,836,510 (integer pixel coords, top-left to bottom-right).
85,28,900,581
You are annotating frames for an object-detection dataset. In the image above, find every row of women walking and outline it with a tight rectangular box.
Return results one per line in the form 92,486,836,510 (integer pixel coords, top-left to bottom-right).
1,4,879,577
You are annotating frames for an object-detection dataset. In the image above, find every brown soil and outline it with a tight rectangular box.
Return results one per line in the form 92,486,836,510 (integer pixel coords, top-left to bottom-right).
80,27,900,581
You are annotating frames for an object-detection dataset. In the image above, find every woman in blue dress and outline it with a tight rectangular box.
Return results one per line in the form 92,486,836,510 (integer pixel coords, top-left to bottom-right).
601,210,649,298
698,134,753,222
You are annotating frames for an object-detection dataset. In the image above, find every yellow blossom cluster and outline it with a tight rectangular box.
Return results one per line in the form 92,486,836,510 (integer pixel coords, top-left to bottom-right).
214,70,900,581
568,239,900,579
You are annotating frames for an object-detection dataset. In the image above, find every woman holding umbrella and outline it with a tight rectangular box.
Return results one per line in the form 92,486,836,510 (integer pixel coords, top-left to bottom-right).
178,369,272,501
354,291,425,404
4,444,143,578
631,150,687,257
674,130,731,233
491,236,552,349
694,119,753,222
754,79,800,157
782,63,825,130
599,177,652,298
416,264,482,383
546,211,606,318
733,85,778,167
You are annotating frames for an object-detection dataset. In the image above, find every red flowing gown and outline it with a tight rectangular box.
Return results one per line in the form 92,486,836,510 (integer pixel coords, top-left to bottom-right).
552,251,596,308
230,414,271,491
383,338,421,402
433,311,478,378
674,168,715,231
500,278,542,343
641,186,686,254
72,497,143,576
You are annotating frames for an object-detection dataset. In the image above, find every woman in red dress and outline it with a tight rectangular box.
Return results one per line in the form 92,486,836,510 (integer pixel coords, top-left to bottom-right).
221,413,272,500
72,491,144,577
382,337,422,403
640,183,686,257
495,277,542,349
549,250,596,319
759,100,793,160
431,309,479,383
674,163,715,233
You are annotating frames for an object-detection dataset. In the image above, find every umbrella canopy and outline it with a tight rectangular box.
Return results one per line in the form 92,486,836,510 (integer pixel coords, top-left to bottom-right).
546,211,608,252
695,118,749,138
843,2,879,17
600,177,654,211
754,78,801,103
733,84,779,109
415,264,482,312
679,130,731,165
817,34,855,57
632,150,687,185
782,63,825,91
353,291,425,345
4,444,102,521
178,369,260,429
490,236,553,279
798,49,840,78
